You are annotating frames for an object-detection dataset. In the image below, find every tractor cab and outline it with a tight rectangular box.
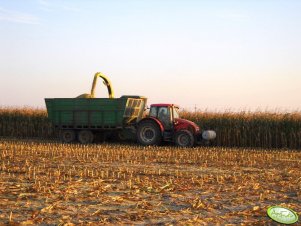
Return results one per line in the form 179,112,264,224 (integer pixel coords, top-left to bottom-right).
149,104,179,130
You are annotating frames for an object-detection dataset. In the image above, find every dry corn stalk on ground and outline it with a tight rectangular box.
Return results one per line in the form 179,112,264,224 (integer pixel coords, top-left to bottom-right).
0,139,300,225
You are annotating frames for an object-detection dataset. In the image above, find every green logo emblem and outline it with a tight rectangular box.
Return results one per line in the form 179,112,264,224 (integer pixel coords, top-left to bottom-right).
267,206,299,224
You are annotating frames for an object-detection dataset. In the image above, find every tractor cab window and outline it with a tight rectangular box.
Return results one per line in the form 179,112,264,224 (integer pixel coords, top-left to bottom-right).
173,107,180,119
149,107,158,117
158,107,172,130
158,107,170,120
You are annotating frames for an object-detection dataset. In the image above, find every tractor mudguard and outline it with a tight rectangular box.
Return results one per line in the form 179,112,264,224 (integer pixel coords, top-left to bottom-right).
137,117,164,133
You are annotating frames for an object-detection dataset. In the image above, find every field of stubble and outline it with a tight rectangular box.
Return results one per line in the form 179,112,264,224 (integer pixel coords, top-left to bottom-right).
0,138,300,225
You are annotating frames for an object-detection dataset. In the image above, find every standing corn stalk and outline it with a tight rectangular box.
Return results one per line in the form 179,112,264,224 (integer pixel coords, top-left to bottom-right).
1,107,301,149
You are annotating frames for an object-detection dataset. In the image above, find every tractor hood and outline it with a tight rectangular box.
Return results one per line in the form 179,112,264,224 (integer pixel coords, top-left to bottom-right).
174,118,200,132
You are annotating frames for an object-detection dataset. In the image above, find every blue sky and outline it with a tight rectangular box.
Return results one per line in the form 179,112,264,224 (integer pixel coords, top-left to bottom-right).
0,0,300,111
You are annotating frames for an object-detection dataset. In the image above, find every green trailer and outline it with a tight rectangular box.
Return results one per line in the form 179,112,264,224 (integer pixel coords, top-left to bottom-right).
45,95,147,143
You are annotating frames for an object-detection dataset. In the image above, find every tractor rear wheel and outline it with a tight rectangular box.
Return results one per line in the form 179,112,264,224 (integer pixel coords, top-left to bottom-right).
78,130,94,144
175,130,194,147
60,130,76,143
137,121,162,146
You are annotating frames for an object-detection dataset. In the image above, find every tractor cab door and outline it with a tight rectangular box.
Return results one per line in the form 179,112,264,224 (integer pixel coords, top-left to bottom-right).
157,107,173,130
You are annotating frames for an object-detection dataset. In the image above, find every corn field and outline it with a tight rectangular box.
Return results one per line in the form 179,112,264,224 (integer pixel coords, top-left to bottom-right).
182,110,301,149
0,107,301,149
0,108,54,138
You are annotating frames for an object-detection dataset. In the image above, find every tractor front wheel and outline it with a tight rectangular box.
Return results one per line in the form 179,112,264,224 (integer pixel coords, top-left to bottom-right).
78,130,94,144
60,130,76,143
137,121,162,146
175,130,194,147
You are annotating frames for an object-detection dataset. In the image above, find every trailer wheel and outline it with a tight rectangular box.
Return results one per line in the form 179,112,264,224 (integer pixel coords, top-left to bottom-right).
137,121,162,146
60,130,76,143
175,130,194,147
78,130,94,144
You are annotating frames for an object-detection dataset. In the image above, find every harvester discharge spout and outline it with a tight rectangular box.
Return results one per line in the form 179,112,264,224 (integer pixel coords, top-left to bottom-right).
77,72,114,98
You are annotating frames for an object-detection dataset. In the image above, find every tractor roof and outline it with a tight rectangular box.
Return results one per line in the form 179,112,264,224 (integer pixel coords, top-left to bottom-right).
150,104,179,108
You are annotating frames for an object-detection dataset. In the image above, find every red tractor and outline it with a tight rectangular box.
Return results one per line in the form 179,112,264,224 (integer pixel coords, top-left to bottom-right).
136,103,216,147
